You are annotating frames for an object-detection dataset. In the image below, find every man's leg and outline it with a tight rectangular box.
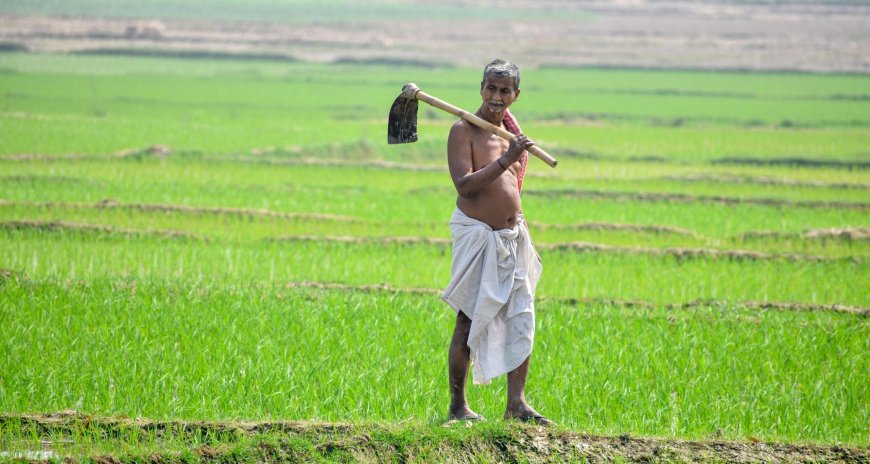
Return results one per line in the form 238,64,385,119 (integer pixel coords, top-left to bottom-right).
448,311,483,420
504,355,553,424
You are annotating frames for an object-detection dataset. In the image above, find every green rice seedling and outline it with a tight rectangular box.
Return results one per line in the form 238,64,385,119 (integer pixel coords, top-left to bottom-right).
1,279,866,444
1,159,867,244
2,53,869,161
1,230,866,305
2,200,868,259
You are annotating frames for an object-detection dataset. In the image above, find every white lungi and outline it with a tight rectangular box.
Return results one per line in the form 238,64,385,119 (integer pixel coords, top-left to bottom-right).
442,207,543,384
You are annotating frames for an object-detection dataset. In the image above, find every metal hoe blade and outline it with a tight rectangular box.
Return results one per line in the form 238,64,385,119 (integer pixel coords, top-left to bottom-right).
387,94,418,144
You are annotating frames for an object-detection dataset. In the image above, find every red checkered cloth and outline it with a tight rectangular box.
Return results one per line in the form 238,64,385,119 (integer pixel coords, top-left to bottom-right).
503,109,528,193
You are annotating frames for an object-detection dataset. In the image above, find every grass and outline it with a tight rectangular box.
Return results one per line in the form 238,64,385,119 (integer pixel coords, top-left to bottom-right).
1,230,866,305
2,53,870,161
4,157,870,203
1,278,867,445
2,202,868,259
1,159,867,239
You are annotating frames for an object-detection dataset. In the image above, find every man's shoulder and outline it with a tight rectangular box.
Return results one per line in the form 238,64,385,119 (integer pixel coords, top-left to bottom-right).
450,119,471,132
448,119,472,140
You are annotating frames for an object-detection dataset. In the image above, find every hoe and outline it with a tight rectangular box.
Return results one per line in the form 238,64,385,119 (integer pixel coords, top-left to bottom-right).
388,83,558,168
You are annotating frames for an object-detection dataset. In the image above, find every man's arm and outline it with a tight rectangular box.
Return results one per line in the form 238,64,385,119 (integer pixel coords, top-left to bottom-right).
447,121,533,198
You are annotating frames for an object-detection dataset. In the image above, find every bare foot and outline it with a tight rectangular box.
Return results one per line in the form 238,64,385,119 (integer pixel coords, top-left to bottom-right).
504,404,553,426
448,405,486,422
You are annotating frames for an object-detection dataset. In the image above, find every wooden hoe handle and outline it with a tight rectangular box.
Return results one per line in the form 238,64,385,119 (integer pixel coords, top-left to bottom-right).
401,83,558,168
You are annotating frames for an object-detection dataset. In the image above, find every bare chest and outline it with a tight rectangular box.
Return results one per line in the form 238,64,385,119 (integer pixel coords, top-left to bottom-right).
469,133,509,169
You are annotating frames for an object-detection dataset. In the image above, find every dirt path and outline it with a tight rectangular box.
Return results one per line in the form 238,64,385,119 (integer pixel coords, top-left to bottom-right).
1,413,866,463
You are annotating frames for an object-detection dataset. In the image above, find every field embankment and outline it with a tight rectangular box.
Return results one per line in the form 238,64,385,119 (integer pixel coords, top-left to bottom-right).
2,412,867,463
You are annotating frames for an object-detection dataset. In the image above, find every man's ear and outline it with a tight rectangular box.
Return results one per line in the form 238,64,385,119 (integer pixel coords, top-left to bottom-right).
514,88,521,101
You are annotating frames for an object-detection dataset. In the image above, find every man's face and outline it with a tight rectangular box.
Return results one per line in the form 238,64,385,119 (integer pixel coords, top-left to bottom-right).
480,75,520,114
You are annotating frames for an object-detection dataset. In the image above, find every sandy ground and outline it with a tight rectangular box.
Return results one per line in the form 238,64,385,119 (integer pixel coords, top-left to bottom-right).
1,1,869,72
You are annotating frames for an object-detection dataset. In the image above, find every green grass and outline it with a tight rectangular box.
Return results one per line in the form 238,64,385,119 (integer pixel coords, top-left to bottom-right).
1,231,866,306
1,278,867,444
1,159,867,240
2,53,869,161
4,157,869,203
2,202,867,258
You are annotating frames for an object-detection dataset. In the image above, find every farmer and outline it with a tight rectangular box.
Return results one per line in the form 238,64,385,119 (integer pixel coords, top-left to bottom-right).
442,59,550,425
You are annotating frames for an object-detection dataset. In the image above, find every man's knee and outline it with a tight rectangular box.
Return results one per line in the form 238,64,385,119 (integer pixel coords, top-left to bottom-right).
453,311,472,338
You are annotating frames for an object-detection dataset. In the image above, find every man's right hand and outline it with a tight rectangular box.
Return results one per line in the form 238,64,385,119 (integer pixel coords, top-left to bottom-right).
505,134,535,164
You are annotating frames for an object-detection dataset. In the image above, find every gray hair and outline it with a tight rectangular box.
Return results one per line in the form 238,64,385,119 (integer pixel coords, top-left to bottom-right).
482,59,520,89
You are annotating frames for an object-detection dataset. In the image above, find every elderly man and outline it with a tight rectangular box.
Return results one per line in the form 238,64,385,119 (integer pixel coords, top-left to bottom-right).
442,59,550,425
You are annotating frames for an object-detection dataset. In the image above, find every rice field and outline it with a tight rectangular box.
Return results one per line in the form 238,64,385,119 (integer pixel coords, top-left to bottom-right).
0,51,868,461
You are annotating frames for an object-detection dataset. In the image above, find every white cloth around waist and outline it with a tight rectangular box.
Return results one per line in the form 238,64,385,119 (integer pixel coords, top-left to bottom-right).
442,207,542,384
